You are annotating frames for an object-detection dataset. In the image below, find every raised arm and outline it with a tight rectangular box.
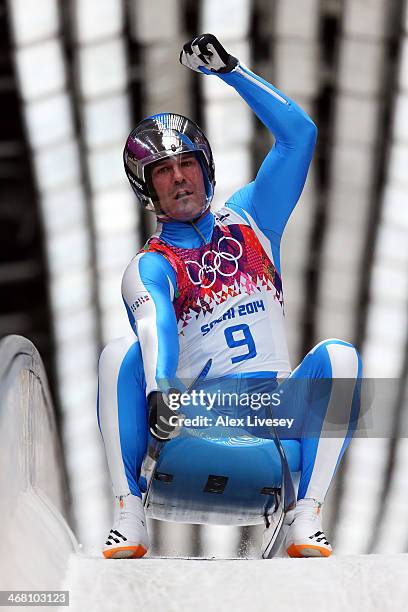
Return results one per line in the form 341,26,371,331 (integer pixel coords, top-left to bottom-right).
180,34,317,238
121,251,179,397
219,65,317,236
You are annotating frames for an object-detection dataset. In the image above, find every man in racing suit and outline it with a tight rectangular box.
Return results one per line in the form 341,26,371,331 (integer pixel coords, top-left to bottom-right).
98,35,362,559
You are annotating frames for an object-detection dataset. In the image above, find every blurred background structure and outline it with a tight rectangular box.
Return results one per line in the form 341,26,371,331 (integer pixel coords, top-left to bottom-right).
1,0,408,556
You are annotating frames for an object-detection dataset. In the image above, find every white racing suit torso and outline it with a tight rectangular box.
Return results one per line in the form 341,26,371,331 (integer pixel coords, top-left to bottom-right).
130,207,290,387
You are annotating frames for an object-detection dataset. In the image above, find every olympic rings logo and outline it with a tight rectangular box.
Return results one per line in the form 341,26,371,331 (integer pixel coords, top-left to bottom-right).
185,236,243,288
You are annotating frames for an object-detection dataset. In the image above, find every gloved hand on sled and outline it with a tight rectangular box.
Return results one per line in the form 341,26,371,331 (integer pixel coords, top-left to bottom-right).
148,389,185,442
180,33,239,74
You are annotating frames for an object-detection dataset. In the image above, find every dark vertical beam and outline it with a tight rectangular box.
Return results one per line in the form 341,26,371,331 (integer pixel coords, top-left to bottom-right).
301,0,344,356
0,0,58,406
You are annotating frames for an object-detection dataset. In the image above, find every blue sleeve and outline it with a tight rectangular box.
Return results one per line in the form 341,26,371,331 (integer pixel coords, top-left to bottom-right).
121,252,180,396
217,64,317,240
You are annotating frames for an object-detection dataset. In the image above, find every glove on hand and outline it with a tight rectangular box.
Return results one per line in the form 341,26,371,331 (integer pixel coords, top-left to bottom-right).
148,389,185,442
180,33,239,74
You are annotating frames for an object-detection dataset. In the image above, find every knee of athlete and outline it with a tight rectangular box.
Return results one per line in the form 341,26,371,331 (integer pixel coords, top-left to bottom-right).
322,339,361,379
98,336,138,376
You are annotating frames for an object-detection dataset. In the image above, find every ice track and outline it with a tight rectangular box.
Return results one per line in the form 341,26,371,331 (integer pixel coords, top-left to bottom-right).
64,552,408,612
3,336,408,611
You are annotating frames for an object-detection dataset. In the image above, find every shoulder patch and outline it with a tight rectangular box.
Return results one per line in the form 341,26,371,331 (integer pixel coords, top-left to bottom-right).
215,206,249,227
129,294,150,314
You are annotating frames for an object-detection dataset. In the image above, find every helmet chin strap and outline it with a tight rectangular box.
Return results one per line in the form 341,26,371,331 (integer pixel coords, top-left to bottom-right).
156,198,210,225
189,207,211,244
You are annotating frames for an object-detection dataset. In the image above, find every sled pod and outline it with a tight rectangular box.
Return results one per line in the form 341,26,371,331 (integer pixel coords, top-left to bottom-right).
142,426,300,525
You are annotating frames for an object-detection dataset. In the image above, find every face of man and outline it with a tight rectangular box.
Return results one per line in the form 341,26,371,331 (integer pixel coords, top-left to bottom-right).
150,153,207,222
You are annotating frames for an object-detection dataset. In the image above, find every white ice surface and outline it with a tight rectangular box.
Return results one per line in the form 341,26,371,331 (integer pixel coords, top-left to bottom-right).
64,552,408,612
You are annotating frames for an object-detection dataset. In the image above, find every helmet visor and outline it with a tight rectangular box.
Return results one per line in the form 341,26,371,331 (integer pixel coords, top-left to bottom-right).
125,127,209,175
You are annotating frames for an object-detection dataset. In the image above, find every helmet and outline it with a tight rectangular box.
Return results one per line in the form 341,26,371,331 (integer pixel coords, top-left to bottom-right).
123,113,215,219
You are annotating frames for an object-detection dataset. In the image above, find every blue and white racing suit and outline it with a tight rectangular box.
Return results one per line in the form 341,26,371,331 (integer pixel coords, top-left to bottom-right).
97,63,362,503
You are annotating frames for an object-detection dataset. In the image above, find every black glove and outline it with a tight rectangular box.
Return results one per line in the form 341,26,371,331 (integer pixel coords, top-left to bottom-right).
180,34,239,74
148,389,184,442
